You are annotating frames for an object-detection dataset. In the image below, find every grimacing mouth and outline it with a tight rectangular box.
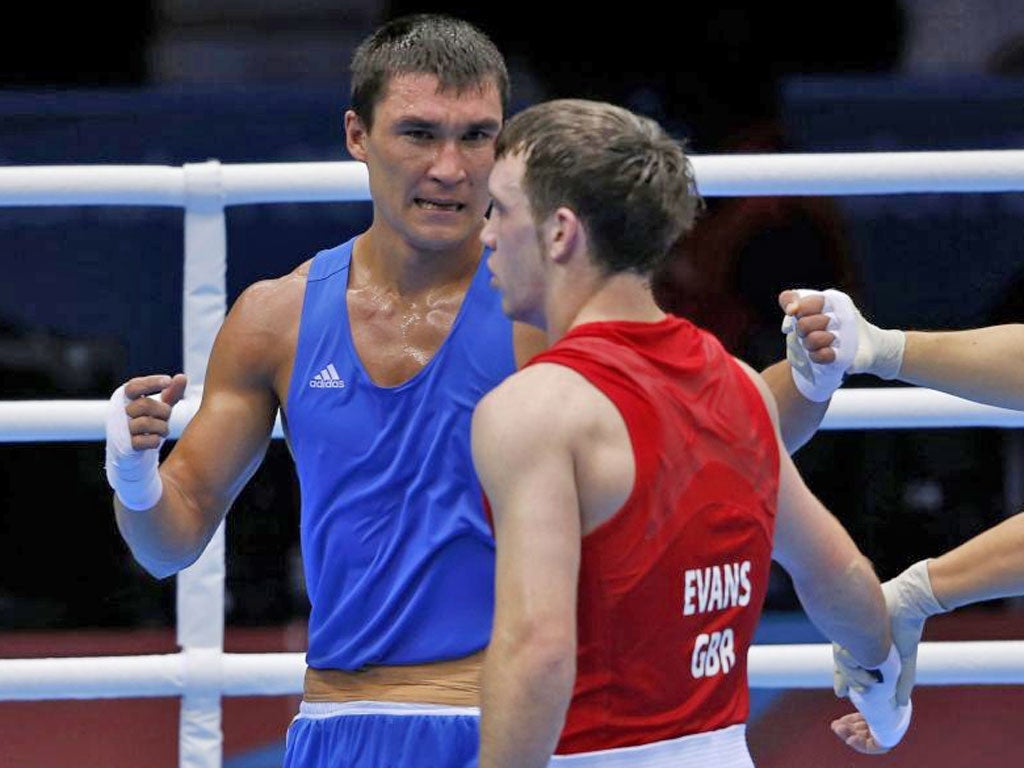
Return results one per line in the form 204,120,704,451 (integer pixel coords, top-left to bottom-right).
415,197,464,211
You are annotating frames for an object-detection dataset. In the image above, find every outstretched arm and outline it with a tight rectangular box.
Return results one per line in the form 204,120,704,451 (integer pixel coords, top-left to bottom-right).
741,361,909,752
768,402,910,753
771,433,891,668
928,511,1024,607
740,361,890,667
777,288,1024,428
897,326,1024,411
868,511,1024,715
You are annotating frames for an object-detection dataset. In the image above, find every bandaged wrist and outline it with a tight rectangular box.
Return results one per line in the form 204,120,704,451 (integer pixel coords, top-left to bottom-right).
104,385,164,511
848,644,912,748
890,559,949,618
850,318,905,380
783,288,858,402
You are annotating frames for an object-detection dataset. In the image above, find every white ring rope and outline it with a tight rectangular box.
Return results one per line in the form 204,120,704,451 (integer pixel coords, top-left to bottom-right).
2,152,1022,768
1,386,1023,443
1,150,1024,207
1,641,1022,702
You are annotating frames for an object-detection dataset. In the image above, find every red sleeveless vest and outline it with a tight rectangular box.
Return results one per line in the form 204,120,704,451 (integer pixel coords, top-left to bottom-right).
527,316,779,754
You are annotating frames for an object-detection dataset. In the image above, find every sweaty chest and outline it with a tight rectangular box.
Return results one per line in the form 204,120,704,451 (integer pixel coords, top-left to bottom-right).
347,290,463,387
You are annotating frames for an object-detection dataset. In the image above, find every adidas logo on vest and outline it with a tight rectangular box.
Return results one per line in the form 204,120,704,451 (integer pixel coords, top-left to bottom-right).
310,363,346,389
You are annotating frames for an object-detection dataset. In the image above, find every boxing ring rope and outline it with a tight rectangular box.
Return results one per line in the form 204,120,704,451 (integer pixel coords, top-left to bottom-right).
4,386,1024,442
3,641,1024,702
2,149,1024,768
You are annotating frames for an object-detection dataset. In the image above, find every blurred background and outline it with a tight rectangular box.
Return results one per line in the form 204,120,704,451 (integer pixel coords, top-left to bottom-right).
1,1,1024,766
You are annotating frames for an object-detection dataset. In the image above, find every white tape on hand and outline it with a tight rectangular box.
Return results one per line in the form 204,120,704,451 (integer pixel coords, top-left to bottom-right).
104,385,164,511
847,644,913,749
833,642,884,698
850,315,906,380
883,559,948,705
782,288,858,402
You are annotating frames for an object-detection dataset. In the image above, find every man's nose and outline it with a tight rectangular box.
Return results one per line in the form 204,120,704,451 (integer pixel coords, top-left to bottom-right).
428,140,468,184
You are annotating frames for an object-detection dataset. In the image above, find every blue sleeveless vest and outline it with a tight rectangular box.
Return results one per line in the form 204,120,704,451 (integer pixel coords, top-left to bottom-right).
285,238,516,670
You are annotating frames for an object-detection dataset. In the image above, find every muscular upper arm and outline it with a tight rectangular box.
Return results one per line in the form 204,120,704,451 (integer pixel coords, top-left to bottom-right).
472,367,581,640
161,277,298,521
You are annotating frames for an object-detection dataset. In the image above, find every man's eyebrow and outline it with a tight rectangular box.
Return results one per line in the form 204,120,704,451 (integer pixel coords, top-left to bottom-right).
469,118,502,133
394,117,437,130
395,116,501,132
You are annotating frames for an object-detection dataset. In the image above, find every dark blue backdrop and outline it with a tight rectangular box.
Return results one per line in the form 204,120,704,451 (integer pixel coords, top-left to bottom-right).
0,85,371,386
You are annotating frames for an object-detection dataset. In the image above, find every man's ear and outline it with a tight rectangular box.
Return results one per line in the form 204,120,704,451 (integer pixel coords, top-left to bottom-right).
547,207,581,264
345,110,369,161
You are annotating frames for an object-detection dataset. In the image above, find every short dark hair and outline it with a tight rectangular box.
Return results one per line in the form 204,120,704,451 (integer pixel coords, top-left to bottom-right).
350,13,510,130
496,99,703,275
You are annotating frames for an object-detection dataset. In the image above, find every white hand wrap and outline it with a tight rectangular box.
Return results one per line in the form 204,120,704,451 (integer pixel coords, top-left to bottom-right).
883,559,948,705
833,642,883,698
847,644,913,749
850,312,906,379
104,385,164,511
782,288,859,402
782,288,907,402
